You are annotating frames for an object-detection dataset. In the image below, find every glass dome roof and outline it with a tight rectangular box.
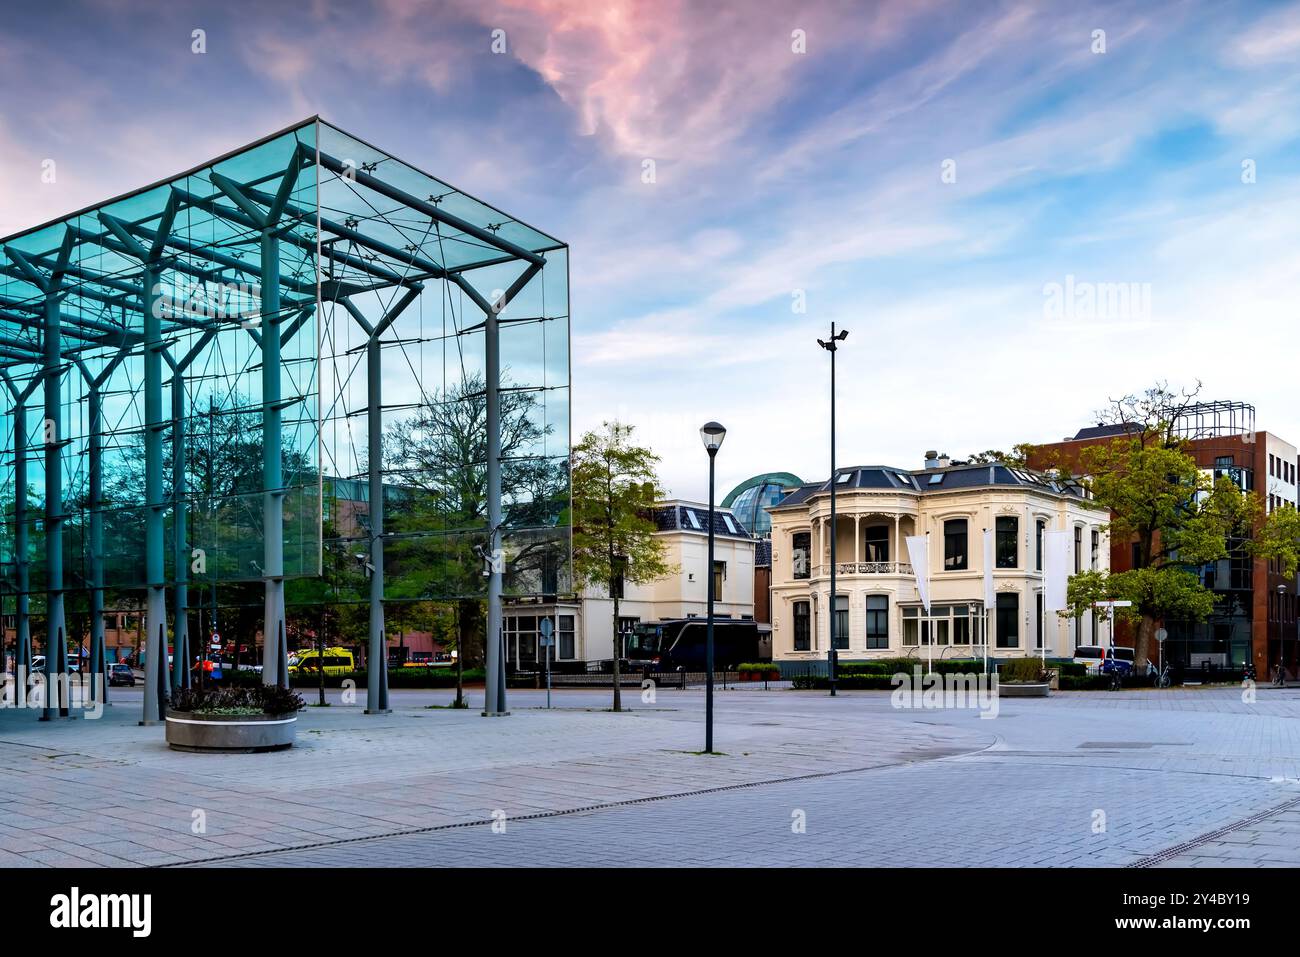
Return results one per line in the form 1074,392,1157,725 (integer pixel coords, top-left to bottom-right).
722,472,803,537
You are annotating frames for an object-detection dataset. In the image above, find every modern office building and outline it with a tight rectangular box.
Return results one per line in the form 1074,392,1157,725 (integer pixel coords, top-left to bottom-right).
1032,400,1300,675
503,500,756,670
768,457,1108,663
0,117,570,720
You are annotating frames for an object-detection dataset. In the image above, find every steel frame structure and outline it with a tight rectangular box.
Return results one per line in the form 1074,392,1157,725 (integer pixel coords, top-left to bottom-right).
0,118,571,722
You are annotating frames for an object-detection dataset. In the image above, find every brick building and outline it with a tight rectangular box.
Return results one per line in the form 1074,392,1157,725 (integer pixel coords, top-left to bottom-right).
1032,400,1299,676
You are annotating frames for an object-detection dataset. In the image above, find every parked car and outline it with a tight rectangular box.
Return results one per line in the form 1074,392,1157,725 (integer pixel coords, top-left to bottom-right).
1075,644,1132,676
108,663,136,687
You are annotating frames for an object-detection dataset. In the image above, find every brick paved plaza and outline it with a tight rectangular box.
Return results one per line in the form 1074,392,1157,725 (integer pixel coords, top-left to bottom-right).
2,684,1300,867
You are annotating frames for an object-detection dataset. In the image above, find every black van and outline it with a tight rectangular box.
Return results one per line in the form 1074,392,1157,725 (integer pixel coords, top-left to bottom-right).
620,618,765,672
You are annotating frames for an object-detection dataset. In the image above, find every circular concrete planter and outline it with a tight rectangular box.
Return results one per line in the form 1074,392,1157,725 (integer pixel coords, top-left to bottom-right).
165,709,297,752
997,682,1051,698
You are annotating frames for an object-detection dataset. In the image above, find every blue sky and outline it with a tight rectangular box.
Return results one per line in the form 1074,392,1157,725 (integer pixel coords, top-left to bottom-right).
2,0,1300,500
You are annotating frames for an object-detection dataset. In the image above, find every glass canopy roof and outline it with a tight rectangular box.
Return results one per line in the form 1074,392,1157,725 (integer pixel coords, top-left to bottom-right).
0,117,570,602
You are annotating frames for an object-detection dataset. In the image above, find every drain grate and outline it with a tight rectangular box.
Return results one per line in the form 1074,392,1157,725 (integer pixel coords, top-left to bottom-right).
1130,793,1300,867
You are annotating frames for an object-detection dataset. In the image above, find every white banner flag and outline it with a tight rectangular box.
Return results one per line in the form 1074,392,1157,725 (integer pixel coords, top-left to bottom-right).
906,535,930,612
1043,529,1071,612
983,528,995,609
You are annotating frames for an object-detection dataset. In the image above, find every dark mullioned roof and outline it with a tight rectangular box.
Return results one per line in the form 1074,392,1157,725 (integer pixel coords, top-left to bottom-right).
653,502,753,539
771,462,1090,510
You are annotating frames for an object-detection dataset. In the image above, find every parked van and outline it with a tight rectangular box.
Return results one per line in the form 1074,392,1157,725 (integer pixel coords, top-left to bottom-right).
1073,645,1131,676
288,648,355,676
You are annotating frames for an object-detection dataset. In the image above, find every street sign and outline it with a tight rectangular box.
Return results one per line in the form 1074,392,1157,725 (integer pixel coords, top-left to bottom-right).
1092,600,1133,608
1156,628,1168,644
539,618,553,646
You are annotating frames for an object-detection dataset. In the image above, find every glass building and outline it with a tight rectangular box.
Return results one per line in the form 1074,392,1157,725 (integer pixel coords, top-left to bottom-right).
0,117,569,720
722,472,802,537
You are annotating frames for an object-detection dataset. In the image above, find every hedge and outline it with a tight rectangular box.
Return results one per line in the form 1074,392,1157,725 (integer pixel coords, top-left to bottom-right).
289,667,484,689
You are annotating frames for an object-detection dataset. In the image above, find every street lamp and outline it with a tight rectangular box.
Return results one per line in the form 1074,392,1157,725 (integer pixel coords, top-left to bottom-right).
1279,583,1289,682
818,323,848,696
700,421,726,754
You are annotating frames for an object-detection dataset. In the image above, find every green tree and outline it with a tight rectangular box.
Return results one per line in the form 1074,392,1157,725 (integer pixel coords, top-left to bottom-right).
383,372,564,702
571,422,671,712
1064,384,1300,668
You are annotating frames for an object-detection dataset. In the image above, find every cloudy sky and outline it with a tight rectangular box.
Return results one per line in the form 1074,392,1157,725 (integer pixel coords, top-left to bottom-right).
2,0,1299,500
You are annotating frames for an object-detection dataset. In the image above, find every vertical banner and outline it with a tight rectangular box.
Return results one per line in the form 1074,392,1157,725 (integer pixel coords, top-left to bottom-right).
906,535,930,613
983,528,995,608
1043,529,1070,612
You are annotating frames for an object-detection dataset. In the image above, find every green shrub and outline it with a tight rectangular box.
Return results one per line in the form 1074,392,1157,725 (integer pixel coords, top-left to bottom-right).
738,662,780,674
998,658,1054,683
170,684,304,715
1058,674,1113,690
288,667,484,690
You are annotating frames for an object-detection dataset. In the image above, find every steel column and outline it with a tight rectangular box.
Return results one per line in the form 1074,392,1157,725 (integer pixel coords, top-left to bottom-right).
260,230,288,688
170,368,190,691
364,332,389,713
2,373,38,702
483,290,506,717
40,295,68,720
340,290,420,715
141,266,169,724
75,353,126,707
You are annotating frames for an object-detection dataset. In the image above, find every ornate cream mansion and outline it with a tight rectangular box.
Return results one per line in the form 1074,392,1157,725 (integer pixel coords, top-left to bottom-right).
769,455,1110,662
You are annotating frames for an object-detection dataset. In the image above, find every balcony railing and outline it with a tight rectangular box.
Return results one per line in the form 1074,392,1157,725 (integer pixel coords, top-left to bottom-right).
813,561,914,576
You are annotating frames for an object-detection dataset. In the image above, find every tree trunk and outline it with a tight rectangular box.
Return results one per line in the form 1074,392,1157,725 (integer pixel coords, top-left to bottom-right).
611,593,622,712
1135,614,1157,671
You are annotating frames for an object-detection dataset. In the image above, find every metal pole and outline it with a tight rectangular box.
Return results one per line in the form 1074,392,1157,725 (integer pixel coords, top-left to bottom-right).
171,367,190,691
41,294,69,719
827,322,839,696
706,448,716,754
141,265,169,724
546,614,553,710
6,380,33,702
260,230,288,689
482,286,507,717
365,332,389,713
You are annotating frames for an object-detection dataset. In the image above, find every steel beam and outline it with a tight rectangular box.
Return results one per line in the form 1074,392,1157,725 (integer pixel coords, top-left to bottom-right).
315,151,546,267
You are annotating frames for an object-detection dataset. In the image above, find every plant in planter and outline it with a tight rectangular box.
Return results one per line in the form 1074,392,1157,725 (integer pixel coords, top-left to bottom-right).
166,684,305,753
996,657,1056,697
738,662,780,682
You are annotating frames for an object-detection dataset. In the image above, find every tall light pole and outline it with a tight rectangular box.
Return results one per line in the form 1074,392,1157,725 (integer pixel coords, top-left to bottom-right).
700,421,726,754
1278,583,1289,682
818,323,848,696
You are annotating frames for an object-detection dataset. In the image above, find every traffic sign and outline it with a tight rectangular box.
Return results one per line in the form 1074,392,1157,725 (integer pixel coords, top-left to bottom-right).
1156,628,1168,644
539,618,554,646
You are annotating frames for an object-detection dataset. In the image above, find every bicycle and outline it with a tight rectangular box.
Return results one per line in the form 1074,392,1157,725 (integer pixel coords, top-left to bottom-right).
1157,663,1172,689
1273,664,1287,688
1106,669,1122,692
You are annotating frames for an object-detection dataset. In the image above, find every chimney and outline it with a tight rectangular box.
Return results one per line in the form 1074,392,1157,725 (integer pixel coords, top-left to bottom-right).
924,450,940,469
938,452,951,468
